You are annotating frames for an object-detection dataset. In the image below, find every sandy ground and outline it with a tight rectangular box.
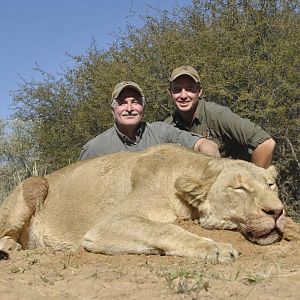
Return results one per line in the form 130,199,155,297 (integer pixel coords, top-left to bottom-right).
0,219,299,300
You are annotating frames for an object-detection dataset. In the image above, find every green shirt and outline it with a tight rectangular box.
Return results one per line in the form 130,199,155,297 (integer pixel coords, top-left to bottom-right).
79,121,202,160
165,100,271,161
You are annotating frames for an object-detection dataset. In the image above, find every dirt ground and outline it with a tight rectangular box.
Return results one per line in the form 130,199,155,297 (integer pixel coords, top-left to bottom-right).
0,219,299,300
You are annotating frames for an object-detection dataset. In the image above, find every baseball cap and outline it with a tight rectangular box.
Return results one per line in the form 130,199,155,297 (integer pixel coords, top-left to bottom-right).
169,66,200,83
111,81,145,102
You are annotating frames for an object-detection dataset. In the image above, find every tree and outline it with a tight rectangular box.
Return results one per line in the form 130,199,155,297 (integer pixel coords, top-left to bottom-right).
0,117,47,202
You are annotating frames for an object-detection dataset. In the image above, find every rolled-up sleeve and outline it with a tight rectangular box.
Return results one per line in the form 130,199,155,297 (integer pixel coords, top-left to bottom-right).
214,107,271,149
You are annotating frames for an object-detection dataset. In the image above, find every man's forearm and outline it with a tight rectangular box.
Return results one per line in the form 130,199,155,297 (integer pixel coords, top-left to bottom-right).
251,138,276,168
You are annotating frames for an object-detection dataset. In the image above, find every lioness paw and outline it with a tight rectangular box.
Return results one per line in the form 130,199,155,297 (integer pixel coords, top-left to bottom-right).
0,237,22,252
202,242,239,264
214,242,240,263
203,244,220,264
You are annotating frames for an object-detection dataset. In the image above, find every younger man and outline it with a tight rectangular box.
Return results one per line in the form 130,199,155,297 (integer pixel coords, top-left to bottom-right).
165,66,275,168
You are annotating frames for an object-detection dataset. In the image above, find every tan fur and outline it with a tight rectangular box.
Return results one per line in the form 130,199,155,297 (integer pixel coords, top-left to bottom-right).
0,144,287,263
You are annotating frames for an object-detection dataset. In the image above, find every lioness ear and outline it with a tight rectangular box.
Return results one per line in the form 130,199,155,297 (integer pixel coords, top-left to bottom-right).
267,165,278,180
175,176,214,208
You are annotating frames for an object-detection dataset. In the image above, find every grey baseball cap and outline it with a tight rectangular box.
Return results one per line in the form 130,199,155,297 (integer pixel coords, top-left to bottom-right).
111,81,144,101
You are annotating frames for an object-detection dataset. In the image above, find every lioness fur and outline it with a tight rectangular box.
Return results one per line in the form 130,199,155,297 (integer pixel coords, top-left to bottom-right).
0,144,286,263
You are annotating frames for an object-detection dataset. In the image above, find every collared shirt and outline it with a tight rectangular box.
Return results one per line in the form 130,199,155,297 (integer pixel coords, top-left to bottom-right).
165,100,271,160
79,121,202,160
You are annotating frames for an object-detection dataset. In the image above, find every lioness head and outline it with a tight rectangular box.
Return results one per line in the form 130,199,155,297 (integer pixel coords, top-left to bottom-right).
175,160,285,245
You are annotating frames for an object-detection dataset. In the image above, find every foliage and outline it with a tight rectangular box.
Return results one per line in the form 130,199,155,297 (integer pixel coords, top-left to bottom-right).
1,0,299,218
0,118,48,201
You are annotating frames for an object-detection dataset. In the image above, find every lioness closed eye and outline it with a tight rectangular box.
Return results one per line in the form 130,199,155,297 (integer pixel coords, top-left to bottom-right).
0,144,285,263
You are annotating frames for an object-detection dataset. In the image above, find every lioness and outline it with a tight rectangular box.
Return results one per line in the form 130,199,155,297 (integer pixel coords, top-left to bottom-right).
0,144,285,263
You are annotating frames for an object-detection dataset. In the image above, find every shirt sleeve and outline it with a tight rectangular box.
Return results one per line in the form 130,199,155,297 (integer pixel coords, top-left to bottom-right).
211,106,271,149
157,122,203,149
78,142,98,160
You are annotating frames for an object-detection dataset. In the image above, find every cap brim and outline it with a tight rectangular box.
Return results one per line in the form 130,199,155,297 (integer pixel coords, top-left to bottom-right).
114,85,143,99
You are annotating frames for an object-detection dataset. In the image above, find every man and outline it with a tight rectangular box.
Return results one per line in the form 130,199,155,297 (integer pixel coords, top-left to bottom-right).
79,81,219,160
165,66,276,168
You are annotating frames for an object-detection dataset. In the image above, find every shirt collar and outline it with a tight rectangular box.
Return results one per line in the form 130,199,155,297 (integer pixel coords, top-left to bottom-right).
172,101,201,129
114,122,145,145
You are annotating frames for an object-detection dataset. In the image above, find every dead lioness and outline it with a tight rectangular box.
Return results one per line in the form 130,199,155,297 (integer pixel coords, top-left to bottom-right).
0,144,285,263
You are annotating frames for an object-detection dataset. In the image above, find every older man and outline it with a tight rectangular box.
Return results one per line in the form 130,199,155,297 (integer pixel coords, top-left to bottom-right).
79,81,219,160
165,66,276,168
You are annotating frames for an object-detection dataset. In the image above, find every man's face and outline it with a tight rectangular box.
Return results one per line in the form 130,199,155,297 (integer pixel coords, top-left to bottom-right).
112,88,144,129
170,75,202,113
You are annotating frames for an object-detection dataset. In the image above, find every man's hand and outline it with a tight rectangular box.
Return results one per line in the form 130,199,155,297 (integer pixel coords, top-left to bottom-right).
194,138,220,157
